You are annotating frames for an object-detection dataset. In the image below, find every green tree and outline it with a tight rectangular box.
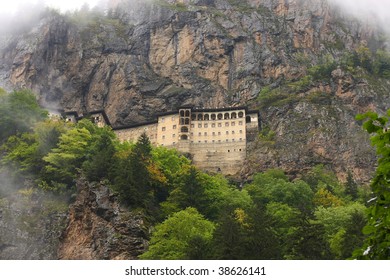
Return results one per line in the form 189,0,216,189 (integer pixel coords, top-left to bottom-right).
82,126,117,182
0,89,47,143
139,207,215,260
110,133,159,208
245,170,314,213
211,206,280,259
1,119,68,181
345,171,358,200
315,202,367,258
354,111,390,259
42,121,93,191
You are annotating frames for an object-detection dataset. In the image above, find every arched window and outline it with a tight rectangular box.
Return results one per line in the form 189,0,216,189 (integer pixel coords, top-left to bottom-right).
180,110,185,117
211,114,216,120
185,110,190,117
181,135,188,140
246,116,251,123
181,126,189,133
204,114,210,121
224,113,230,119
180,118,185,125
238,111,244,118
184,118,190,125
217,113,223,120
197,114,203,121
191,114,196,121
231,112,237,119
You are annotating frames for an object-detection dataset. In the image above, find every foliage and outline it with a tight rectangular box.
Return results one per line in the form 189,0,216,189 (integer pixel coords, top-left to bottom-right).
161,166,252,221
315,202,367,259
245,170,314,213
42,122,92,191
1,120,69,182
139,207,215,260
211,206,280,259
82,126,117,182
0,89,48,143
353,111,390,259
313,187,344,208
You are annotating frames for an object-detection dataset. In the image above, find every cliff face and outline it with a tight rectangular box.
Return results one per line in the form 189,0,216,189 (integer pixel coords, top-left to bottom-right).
1,0,389,182
0,178,148,260
58,178,148,260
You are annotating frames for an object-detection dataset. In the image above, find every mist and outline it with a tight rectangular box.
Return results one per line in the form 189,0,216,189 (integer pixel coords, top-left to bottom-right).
329,0,390,32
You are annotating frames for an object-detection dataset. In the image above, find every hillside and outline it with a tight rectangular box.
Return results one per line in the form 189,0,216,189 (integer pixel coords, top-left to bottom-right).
1,0,389,183
1,0,390,260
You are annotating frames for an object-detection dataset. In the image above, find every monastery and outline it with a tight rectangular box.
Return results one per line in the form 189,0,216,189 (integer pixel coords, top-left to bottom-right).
62,106,260,175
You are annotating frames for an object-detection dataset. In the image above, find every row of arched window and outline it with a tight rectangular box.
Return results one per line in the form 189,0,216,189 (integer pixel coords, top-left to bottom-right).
190,111,244,121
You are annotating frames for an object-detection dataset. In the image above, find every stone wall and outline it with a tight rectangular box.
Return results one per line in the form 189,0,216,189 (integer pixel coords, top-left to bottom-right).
114,123,158,144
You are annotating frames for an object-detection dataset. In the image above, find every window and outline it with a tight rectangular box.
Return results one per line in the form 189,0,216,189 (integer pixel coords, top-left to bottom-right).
198,124,202,128
218,132,221,135
204,132,207,136
218,123,222,127
204,123,208,128
191,124,195,128
205,140,208,143
239,130,243,134
226,131,229,135
231,122,235,126
173,142,176,145
198,132,202,136
225,122,229,127
212,140,215,143
217,113,223,120
161,117,165,123
238,111,244,118
162,135,165,139
173,125,177,129
212,123,216,128
212,132,216,136
172,134,176,138
232,131,235,134
162,127,166,131
232,139,235,142
239,121,243,125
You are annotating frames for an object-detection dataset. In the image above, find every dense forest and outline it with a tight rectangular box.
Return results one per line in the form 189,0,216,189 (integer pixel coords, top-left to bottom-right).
1,88,388,259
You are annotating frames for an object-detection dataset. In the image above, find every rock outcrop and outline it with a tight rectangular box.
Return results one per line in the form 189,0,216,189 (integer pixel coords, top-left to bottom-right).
1,0,390,182
58,178,148,260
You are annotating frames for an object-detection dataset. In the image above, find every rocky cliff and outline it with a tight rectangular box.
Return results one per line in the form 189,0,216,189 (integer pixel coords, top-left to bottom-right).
1,0,389,182
58,178,148,260
0,178,148,260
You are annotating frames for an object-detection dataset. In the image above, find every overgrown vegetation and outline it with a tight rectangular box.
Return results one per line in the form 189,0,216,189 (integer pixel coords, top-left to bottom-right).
0,89,380,259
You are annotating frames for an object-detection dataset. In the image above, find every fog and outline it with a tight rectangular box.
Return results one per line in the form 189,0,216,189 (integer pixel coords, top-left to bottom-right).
0,0,103,14
329,0,390,30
